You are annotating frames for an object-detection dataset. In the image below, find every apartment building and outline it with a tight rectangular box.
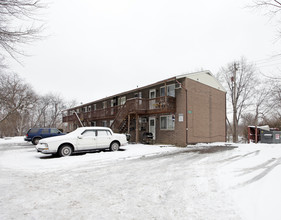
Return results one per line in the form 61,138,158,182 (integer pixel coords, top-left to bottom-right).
62,71,226,146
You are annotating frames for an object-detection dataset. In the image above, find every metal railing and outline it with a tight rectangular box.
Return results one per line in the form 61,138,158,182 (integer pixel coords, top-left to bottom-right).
62,97,176,124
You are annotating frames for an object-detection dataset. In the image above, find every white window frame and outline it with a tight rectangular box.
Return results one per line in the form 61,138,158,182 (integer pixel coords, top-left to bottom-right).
160,115,175,130
160,87,165,97
110,120,114,126
120,96,126,105
160,84,175,97
102,120,107,127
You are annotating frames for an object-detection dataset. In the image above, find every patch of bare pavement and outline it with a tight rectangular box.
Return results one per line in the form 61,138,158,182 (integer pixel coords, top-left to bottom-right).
186,145,238,154
140,144,238,161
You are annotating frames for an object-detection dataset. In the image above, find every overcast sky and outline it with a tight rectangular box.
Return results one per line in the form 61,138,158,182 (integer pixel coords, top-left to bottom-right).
10,0,281,104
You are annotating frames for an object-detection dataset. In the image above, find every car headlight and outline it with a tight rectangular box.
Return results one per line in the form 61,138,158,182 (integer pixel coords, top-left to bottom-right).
40,143,49,150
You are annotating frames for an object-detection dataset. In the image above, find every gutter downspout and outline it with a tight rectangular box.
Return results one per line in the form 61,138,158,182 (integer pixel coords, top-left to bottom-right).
176,79,188,146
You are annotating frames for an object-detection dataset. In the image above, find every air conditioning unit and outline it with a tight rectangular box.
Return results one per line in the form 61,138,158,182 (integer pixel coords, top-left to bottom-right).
175,83,182,89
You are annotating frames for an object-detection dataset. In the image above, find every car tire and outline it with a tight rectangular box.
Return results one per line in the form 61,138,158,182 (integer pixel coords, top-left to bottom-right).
32,137,41,145
58,145,73,157
110,142,120,151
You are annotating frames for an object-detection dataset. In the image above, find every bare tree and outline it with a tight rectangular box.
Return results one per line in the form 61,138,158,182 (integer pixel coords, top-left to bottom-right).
0,0,44,61
29,93,69,129
217,57,259,142
0,72,37,136
250,84,273,143
253,0,281,13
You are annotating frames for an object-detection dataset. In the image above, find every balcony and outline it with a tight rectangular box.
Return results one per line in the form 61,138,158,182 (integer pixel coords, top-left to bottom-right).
62,97,176,123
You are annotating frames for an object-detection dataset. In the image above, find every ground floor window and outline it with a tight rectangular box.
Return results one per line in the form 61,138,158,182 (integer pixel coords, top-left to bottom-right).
160,115,175,130
102,120,107,127
110,120,114,127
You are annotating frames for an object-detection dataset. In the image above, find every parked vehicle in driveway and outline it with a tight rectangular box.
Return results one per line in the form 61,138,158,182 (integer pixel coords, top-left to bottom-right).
25,128,65,145
36,127,128,157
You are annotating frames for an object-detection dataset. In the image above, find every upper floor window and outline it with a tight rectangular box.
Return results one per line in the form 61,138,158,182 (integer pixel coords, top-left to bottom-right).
93,104,97,111
102,101,107,109
160,84,175,97
118,96,126,105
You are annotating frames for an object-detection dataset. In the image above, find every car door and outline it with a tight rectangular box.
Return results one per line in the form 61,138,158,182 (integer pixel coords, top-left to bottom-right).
76,130,97,150
96,130,112,149
40,129,50,139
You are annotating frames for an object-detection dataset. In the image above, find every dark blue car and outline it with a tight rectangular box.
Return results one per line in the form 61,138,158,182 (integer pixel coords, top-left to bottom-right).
24,128,65,145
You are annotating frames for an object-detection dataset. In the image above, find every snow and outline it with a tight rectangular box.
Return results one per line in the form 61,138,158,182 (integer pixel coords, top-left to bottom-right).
1,138,281,219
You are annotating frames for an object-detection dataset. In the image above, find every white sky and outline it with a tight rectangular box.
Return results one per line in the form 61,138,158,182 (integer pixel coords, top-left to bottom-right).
9,0,281,104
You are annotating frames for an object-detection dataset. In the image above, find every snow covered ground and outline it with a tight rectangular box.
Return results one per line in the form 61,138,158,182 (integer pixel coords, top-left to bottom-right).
0,137,281,220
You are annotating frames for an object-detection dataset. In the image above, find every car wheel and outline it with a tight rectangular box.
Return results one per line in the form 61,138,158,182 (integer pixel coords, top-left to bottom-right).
110,142,120,151
58,145,73,157
32,137,41,145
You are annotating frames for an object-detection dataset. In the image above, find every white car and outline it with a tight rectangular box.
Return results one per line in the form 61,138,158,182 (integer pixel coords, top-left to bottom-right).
36,127,127,157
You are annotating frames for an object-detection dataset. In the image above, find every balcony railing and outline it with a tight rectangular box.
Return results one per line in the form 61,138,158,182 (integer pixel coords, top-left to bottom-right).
62,97,176,123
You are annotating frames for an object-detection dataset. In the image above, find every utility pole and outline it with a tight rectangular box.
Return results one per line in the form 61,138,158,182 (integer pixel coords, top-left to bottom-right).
232,63,238,143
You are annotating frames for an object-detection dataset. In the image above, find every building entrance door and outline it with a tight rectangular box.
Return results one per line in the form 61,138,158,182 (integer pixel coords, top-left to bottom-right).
149,117,156,140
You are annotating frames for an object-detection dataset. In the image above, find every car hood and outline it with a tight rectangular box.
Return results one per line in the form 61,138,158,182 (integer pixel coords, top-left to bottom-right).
39,133,76,143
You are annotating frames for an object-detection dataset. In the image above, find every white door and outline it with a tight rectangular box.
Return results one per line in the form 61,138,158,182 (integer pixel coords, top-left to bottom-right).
76,130,96,150
149,89,156,109
149,117,156,140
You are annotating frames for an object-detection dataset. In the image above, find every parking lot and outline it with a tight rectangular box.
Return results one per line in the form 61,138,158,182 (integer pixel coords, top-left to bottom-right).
1,138,281,220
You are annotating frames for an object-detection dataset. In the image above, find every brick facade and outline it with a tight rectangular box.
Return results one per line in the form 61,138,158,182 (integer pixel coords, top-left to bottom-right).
62,71,226,146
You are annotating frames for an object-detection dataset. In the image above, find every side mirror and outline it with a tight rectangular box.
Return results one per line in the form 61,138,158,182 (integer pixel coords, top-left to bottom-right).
78,135,83,139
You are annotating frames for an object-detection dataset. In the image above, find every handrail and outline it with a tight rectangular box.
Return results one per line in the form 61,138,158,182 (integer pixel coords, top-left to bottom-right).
63,97,176,128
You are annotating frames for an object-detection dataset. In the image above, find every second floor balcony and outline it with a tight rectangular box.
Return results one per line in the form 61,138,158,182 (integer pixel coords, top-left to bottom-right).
63,96,176,123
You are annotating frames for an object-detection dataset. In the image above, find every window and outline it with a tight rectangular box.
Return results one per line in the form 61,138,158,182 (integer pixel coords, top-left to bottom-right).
82,130,96,137
102,120,107,127
29,128,40,134
102,101,107,109
167,84,175,97
97,130,111,136
118,96,126,105
160,84,175,97
160,115,175,130
91,121,96,126
82,107,87,112
160,87,165,97
93,104,97,111
50,128,60,134
41,129,49,134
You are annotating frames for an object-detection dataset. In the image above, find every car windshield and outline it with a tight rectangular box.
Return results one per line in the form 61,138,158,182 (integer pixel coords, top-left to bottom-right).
66,128,85,136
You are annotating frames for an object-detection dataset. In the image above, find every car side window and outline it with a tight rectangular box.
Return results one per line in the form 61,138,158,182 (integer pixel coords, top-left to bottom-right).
97,130,110,137
41,129,49,134
50,128,59,134
82,130,96,137
29,128,40,134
